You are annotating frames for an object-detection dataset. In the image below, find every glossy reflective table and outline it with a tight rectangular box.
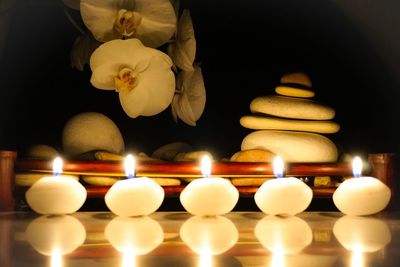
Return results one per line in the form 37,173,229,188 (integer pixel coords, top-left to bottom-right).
0,212,399,267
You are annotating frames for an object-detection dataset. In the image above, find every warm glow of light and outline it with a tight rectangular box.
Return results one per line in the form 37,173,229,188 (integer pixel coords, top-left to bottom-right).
201,156,212,177
351,245,364,267
53,157,63,176
124,154,136,178
273,156,284,178
270,247,285,267
50,249,62,267
352,156,363,178
122,249,136,267
199,251,212,267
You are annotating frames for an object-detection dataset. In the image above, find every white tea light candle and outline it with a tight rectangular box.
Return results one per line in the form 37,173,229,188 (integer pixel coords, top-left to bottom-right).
333,156,391,216
254,156,313,216
179,155,239,216
105,155,165,216
25,157,86,215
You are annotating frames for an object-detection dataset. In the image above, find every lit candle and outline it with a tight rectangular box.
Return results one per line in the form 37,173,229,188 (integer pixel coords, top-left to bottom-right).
105,154,165,216
26,215,86,256
179,155,239,216
254,156,313,216
25,157,87,214
254,216,313,255
180,215,238,255
333,156,391,216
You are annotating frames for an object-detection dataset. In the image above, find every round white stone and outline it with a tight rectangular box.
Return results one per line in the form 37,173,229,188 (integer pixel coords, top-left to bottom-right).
241,130,338,162
333,177,391,216
62,112,124,157
240,115,340,133
180,178,239,216
254,178,313,216
250,95,335,120
105,177,165,217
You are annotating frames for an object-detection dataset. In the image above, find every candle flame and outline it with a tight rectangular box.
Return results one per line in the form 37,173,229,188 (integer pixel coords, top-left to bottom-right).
124,154,136,178
352,156,362,178
53,157,63,176
273,156,284,178
201,156,212,178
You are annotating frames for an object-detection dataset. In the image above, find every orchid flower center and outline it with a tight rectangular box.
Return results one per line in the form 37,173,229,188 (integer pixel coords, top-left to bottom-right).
114,9,141,37
114,67,139,93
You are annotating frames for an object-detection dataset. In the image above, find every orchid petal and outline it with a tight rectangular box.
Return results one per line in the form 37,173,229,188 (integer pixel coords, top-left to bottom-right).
80,0,120,42
133,55,175,116
172,66,206,126
176,91,196,126
169,9,196,71
119,83,149,118
90,39,147,70
71,34,101,71
183,66,206,120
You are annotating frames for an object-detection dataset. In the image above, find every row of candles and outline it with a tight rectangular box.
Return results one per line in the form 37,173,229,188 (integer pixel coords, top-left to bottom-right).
25,155,391,217
26,214,391,265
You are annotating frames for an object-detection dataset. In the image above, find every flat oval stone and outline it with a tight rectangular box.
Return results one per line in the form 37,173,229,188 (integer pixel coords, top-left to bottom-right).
280,72,312,87
230,149,275,162
26,144,59,159
240,115,340,134
275,85,315,98
250,96,335,120
241,130,338,162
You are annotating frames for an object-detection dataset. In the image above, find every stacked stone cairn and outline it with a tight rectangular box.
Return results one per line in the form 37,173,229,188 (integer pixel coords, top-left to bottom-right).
239,72,339,164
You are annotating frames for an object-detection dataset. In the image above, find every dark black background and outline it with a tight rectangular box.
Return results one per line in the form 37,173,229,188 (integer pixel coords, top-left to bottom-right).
1,0,400,160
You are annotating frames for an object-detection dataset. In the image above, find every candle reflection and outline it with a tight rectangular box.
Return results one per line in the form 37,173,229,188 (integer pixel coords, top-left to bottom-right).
351,246,364,267
50,249,62,267
333,216,391,253
105,216,163,258
26,216,85,267
255,216,312,255
26,215,86,256
180,216,238,256
121,249,136,267
199,252,212,267
270,247,285,267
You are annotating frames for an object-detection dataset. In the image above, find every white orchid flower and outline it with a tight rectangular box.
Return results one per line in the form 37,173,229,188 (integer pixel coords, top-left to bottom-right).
168,9,196,71
90,39,175,118
172,66,206,126
80,0,176,48
71,34,101,71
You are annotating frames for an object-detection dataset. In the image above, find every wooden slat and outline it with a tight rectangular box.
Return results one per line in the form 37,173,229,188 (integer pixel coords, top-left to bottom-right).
15,160,356,178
